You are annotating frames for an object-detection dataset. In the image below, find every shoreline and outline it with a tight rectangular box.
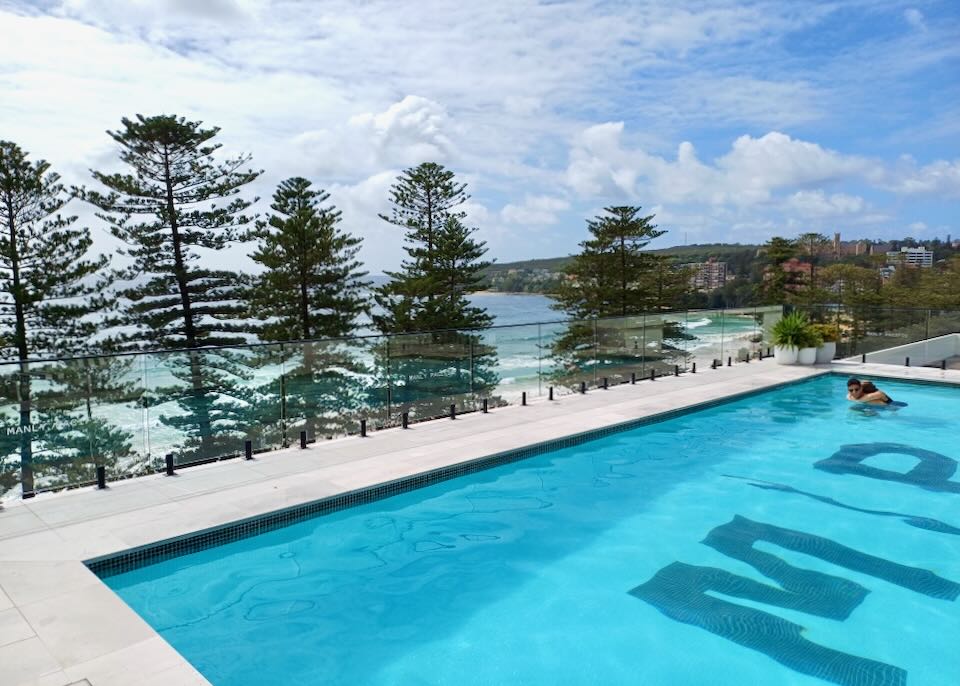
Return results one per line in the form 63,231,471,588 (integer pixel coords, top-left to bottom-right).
474,290,557,297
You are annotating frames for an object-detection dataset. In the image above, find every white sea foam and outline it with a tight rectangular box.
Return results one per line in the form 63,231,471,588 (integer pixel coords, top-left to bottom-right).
684,317,712,329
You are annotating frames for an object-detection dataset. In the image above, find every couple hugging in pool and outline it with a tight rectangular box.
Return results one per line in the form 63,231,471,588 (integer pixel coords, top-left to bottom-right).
846,377,896,405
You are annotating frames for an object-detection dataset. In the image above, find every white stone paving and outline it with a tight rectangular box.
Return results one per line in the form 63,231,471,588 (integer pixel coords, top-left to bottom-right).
0,360,957,686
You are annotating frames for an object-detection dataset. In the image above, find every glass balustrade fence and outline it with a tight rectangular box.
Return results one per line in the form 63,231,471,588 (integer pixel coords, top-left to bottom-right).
2,306,791,499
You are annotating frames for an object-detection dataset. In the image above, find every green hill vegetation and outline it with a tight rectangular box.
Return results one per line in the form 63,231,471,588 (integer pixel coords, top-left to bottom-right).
482,244,761,293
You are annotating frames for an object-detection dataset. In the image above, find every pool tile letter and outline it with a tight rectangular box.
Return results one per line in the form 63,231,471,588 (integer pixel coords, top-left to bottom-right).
631,516,960,686
815,443,960,494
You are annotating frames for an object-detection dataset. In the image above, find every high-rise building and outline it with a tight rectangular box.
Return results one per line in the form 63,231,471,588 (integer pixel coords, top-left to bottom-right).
682,258,728,291
886,246,933,268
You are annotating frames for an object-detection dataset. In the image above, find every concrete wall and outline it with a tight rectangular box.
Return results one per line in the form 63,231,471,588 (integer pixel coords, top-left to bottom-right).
839,333,960,367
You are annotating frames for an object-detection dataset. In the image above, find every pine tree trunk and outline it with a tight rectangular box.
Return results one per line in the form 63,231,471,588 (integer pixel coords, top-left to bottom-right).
426,188,434,303
620,235,627,317
16,364,32,495
163,150,214,459
6,201,34,494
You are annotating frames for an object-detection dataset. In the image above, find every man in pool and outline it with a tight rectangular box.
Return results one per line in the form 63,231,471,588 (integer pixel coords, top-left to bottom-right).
847,378,893,405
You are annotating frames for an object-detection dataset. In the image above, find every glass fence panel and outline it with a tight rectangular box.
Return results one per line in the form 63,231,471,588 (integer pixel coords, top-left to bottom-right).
0,356,150,497
715,308,756,363
366,334,393,429
540,318,598,395
927,309,960,340
845,308,928,359
595,315,647,385
662,311,693,372
145,345,284,468
281,338,373,441
385,330,480,423
757,306,784,358
537,320,572,397
0,362,25,498
75,355,150,484
478,323,541,404
683,309,722,371
240,343,288,452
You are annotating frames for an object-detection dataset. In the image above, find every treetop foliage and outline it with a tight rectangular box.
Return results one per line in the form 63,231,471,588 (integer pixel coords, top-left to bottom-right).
250,176,370,341
78,114,262,350
0,140,111,359
553,205,674,319
375,162,491,334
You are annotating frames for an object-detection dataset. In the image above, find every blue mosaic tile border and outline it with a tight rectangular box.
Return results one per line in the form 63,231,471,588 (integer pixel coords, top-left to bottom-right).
86,371,838,578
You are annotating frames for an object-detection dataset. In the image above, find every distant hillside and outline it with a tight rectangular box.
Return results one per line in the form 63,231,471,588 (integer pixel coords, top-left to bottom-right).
485,256,572,272
485,243,761,274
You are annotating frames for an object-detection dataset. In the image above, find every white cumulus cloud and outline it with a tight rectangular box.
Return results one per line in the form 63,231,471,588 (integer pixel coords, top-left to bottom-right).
566,125,876,207
501,195,570,225
785,190,865,217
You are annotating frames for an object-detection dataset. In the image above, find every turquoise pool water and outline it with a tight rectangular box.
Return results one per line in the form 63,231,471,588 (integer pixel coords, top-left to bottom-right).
103,375,960,686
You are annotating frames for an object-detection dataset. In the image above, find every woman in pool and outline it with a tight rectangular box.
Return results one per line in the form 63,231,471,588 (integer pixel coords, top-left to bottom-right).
847,378,893,405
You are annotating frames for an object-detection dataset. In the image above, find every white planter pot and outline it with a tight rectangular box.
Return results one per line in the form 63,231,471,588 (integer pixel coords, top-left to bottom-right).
797,347,817,365
815,341,836,364
774,345,798,365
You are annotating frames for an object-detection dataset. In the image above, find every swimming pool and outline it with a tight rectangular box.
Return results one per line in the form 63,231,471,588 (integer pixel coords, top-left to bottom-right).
97,374,960,686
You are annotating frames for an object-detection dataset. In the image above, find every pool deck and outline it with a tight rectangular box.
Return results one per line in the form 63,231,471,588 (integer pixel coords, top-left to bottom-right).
1,360,957,686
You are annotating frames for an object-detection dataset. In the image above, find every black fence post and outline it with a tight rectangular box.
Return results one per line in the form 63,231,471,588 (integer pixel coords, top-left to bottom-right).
649,369,655,381
402,411,409,429
942,360,947,370
548,386,554,400
692,362,697,373
861,353,866,363
244,440,253,460
300,431,307,449
483,398,489,413
165,453,175,476
522,391,527,405
450,403,457,420
674,364,680,376
602,377,608,389
96,465,106,489
360,419,367,438
905,356,910,367
580,381,586,394
727,356,732,367
630,371,636,385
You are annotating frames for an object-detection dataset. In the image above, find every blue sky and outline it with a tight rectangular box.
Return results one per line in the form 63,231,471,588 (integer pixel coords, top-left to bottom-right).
1,0,958,272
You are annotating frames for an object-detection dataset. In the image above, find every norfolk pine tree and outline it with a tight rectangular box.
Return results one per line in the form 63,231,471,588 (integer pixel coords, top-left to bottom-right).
249,177,371,438
553,206,665,319
80,115,262,461
374,162,491,332
0,141,113,495
374,163,496,414
552,206,690,383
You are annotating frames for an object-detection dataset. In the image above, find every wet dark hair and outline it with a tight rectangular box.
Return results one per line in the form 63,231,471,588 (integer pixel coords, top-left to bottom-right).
847,378,862,387
861,381,879,393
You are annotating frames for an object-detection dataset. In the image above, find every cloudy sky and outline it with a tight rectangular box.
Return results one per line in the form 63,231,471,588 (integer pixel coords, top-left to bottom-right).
2,0,958,273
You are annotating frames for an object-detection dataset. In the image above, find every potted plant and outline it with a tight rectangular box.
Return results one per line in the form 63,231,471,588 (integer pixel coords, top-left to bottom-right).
796,323,822,365
811,323,839,364
771,311,808,364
